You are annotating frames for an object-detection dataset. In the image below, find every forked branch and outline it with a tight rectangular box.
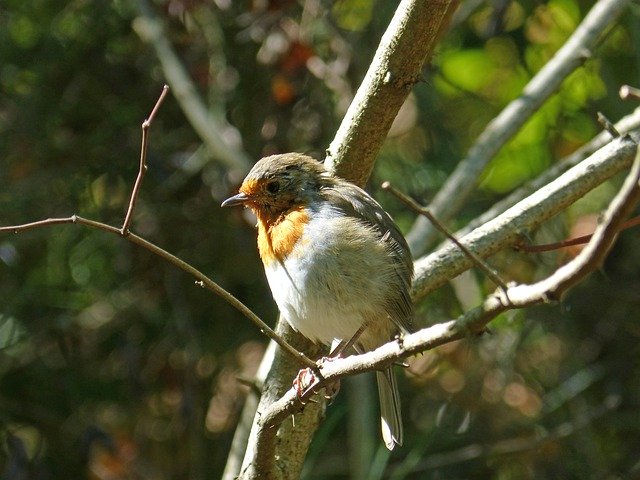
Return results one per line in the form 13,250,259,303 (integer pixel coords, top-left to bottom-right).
122,84,170,235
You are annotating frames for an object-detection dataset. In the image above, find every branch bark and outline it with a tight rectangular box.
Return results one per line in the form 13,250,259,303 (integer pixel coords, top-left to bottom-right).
412,134,638,300
238,322,326,480
325,0,459,186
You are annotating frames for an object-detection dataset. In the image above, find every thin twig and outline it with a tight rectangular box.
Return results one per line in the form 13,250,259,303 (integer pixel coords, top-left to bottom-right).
381,181,508,291
515,215,640,253
122,84,170,235
620,84,640,101
236,376,263,396
597,111,621,138
0,215,317,369
0,87,316,370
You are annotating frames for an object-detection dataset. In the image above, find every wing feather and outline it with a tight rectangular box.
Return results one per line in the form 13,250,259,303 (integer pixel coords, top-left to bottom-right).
321,180,414,333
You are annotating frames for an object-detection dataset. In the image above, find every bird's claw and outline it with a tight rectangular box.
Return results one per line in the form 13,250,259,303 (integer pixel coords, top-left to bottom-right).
293,367,319,402
292,365,340,403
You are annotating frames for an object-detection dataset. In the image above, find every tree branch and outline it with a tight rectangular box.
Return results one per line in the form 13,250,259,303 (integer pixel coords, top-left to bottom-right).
412,134,638,301
325,0,459,186
406,0,631,255
450,107,640,242
0,215,316,370
122,84,170,234
0,88,316,371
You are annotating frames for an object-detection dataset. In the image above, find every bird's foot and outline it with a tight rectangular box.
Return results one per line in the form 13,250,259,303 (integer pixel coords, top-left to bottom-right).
293,367,319,401
293,362,340,403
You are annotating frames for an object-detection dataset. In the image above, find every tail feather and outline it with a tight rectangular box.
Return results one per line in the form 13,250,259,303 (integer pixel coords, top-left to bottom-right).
376,368,403,450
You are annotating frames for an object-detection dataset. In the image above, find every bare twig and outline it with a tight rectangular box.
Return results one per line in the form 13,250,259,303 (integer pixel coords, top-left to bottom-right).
620,84,640,101
0,215,316,369
597,111,621,138
0,89,315,371
406,0,631,255
122,84,169,235
515,215,640,253
381,181,508,291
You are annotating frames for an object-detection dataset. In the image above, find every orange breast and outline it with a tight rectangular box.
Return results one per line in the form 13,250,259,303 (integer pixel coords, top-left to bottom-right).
257,206,309,265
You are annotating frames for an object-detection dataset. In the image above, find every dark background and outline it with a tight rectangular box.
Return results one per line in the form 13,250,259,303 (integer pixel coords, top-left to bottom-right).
1,0,639,478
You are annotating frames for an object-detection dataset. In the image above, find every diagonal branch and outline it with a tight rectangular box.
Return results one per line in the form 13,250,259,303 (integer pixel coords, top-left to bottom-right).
515,215,640,253
412,134,638,301
450,107,640,243
406,0,631,255
0,89,315,371
325,0,459,187
0,218,316,371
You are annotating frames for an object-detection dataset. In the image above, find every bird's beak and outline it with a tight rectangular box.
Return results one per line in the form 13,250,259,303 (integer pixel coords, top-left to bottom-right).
221,192,250,207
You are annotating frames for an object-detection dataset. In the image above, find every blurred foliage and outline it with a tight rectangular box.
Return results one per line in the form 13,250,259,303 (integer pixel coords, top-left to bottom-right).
1,0,639,478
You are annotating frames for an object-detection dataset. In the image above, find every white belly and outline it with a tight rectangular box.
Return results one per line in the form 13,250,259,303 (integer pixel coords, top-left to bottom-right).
264,257,364,344
263,209,395,347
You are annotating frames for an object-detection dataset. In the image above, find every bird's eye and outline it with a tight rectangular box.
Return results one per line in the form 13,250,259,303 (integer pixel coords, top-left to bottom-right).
266,180,280,194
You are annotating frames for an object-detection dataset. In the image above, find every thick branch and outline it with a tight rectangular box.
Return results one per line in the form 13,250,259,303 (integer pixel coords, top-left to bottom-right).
412,134,638,301
238,322,325,480
325,0,458,186
406,0,631,255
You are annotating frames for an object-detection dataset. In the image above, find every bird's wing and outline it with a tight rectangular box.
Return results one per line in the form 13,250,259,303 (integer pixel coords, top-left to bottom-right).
322,180,414,333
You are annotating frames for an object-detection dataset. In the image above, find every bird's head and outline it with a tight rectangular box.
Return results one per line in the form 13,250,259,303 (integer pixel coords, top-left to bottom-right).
221,153,329,217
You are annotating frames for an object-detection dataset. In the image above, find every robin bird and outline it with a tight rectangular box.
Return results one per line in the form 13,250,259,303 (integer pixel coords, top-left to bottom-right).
222,153,413,450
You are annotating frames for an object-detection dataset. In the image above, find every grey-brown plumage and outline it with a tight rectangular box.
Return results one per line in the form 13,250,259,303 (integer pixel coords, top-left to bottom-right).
222,153,414,449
